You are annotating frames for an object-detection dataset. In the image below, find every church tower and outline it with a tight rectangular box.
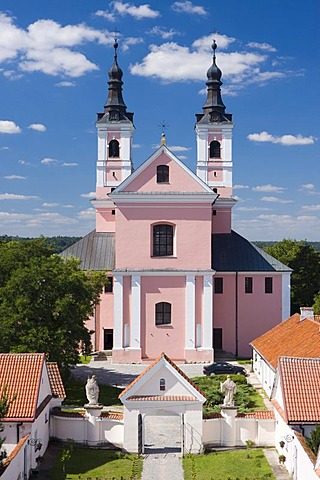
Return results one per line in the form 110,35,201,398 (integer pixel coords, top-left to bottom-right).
195,40,234,198
95,39,134,197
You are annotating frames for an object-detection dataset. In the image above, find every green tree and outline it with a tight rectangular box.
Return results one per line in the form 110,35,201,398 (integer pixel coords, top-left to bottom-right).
313,292,320,315
0,240,107,371
0,386,16,468
265,239,320,314
306,425,320,456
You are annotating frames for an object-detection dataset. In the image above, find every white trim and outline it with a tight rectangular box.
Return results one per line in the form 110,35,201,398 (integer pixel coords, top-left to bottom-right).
94,201,216,208
113,275,123,349
113,269,215,276
110,193,217,204
131,275,141,348
282,272,291,321
186,275,196,349
113,145,216,194
203,275,213,349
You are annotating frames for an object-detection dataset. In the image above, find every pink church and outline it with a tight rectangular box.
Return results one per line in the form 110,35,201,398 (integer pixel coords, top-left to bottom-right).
62,40,291,363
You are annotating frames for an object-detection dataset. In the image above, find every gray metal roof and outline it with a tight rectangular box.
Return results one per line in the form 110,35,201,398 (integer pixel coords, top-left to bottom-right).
60,230,115,271
212,231,291,272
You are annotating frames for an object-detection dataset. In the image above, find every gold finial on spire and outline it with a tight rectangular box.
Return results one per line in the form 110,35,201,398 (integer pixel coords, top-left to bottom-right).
161,132,167,146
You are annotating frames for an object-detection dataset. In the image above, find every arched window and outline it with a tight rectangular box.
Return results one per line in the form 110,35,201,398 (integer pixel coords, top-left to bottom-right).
109,139,119,158
153,224,173,256
157,165,169,183
209,140,221,158
160,378,166,391
155,302,171,325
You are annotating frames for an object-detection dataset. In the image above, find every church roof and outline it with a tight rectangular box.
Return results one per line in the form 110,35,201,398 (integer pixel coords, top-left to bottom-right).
60,230,115,271
212,230,291,272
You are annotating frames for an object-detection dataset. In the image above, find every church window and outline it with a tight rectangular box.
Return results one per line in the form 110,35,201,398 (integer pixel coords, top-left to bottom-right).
109,139,119,158
160,378,166,391
153,224,173,256
245,277,253,294
210,140,221,158
214,277,223,294
157,165,169,183
265,277,273,294
155,302,171,325
104,277,113,293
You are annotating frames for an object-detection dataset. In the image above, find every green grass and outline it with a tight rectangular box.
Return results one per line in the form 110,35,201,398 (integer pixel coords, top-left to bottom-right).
79,355,92,364
236,359,252,365
192,376,266,414
183,449,275,480
63,379,122,407
47,448,142,479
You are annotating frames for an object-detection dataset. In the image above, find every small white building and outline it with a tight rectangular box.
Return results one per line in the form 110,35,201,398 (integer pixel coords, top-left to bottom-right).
272,356,320,480
0,353,65,480
250,308,320,397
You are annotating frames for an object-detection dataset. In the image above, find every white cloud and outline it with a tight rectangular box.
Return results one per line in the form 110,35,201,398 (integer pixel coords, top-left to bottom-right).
172,1,207,15
28,123,46,132
248,131,316,146
237,206,271,211
252,184,286,193
81,192,96,198
42,202,59,207
0,120,21,134
41,157,57,165
94,10,116,22
233,184,249,190
300,183,320,195
177,155,187,160
112,2,160,19
0,13,112,78
169,145,191,152
63,204,74,208
301,204,320,211
247,41,276,52
77,207,96,219
55,81,76,87
0,193,39,200
261,196,293,203
4,175,26,180
122,37,144,52
147,26,180,40
0,146,10,150
132,143,141,149
61,162,78,167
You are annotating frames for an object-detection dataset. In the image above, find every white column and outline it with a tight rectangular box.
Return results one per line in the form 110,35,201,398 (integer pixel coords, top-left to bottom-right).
186,275,196,349
282,272,291,321
131,275,141,349
113,275,123,349
203,275,213,349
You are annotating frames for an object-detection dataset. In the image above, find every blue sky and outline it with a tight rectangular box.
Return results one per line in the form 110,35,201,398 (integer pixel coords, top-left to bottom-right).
0,0,319,240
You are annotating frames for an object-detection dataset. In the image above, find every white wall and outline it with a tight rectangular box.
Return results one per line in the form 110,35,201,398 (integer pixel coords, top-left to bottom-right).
252,349,275,397
1,437,28,480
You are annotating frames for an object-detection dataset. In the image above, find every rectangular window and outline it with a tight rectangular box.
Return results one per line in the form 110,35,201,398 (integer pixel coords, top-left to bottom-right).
155,302,171,325
153,224,173,256
104,277,113,293
157,165,169,183
265,277,273,294
214,277,223,294
245,277,253,294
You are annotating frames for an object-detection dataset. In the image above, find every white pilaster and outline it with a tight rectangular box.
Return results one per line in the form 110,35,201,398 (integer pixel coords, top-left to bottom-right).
186,275,196,349
131,275,141,349
282,272,291,321
113,275,123,349
203,275,213,349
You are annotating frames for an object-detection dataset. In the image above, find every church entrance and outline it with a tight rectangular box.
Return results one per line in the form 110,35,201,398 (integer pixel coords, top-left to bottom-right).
103,329,113,350
213,328,223,350
143,411,183,454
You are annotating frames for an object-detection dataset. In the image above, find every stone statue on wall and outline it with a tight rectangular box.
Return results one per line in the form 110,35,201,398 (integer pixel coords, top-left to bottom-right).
220,375,237,407
85,375,100,405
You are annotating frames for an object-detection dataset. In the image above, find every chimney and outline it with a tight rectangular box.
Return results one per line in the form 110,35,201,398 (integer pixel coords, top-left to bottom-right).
300,306,314,321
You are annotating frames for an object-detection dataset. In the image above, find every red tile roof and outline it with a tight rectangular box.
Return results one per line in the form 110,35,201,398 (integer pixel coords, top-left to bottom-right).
119,352,206,399
52,409,123,420
251,313,320,369
278,357,320,423
2,434,30,469
0,353,46,422
47,362,66,399
203,410,274,420
127,395,197,402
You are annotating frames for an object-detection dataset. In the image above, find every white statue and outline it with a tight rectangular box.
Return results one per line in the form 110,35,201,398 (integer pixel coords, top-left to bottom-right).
85,375,99,405
220,375,237,407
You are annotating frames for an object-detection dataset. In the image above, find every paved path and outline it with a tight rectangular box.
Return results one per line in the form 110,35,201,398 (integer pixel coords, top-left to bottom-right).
264,449,293,479
141,452,184,480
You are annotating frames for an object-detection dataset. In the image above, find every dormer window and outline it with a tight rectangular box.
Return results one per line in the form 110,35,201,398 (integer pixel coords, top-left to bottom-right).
209,140,221,158
109,139,119,158
157,165,169,183
160,378,166,391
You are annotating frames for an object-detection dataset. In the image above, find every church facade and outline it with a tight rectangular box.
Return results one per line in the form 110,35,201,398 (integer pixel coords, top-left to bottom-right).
62,40,291,363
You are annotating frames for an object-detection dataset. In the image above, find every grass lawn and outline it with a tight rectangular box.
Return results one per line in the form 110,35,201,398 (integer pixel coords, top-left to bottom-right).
63,379,122,407
47,448,142,479
183,449,275,480
79,355,92,364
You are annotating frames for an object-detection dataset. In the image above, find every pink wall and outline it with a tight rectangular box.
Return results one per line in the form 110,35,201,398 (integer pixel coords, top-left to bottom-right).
96,279,114,350
122,152,206,193
140,276,185,360
211,208,232,234
213,275,236,354
96,209,116,232
115,203,212,270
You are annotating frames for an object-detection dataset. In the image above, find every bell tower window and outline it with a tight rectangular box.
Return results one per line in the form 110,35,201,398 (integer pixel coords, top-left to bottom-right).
157,165,169,183
209,140,221,158
109,139,120,158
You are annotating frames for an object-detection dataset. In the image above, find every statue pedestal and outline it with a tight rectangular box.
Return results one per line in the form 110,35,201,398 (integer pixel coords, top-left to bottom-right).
220,406,238,446
85,404,103,418
85,404,103,445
